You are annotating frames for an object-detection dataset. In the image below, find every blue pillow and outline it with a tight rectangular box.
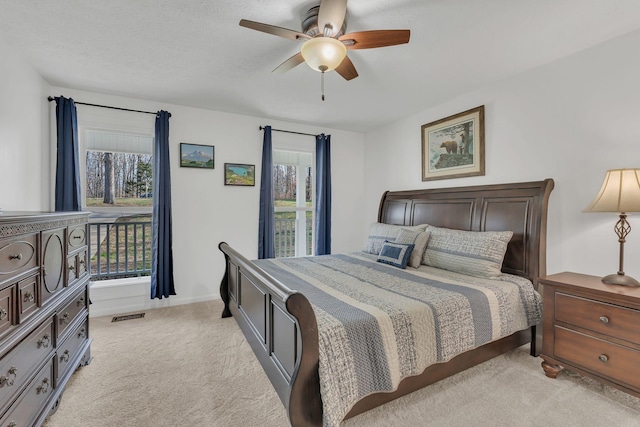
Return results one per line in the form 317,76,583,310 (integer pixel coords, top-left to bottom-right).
377,241,415,269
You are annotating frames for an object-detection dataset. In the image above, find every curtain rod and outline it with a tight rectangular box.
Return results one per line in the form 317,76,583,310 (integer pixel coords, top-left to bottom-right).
259,125,316,137
47,96,171,118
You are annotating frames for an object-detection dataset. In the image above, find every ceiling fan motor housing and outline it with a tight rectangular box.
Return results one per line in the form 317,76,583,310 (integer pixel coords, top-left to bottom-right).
302,5,346,38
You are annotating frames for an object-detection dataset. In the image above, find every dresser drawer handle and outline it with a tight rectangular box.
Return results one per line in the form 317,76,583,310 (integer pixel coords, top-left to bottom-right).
36,377,49,394
0,308,7,321
73,235,82,240
60,312,70,324
0,367,17,387
24,291,35,303
78,327,87,339
37,333,51,348
599,354,609,363
77,296,86,307
9,253,23,260
60,349,70,363
69,264,75,271
599,316,609,324
8,421,16,427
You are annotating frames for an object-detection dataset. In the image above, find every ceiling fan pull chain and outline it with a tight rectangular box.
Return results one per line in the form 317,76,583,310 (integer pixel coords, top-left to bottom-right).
321,71,325,101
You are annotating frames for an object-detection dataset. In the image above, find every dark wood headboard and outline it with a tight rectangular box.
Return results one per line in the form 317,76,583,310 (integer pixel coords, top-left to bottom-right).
378,179,554,288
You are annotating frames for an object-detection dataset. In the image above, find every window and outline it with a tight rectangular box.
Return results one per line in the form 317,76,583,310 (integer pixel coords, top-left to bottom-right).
81,129,154,280
84,130,153,208
273,149,314,258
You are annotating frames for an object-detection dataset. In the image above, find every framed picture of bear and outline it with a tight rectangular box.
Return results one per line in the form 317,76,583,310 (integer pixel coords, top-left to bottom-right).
421,105,485,181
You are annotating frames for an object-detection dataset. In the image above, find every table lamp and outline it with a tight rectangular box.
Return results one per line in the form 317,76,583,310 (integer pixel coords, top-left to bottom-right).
584,168,640,286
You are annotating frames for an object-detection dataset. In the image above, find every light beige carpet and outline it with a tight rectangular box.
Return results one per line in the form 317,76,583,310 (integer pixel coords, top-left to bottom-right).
44,300,640,427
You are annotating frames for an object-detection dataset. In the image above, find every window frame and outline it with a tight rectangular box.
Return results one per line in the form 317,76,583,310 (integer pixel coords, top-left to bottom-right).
272,138,316,258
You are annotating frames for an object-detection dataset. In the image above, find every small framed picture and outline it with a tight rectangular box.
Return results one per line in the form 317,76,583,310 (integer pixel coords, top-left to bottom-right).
224,163,255,186
421,106,485,181
180,143,214,169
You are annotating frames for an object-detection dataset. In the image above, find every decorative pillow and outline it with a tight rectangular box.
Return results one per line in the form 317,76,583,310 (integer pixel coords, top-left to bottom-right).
422,226,513,278
394,229,431,268
364,223,428,255
377,241,415,269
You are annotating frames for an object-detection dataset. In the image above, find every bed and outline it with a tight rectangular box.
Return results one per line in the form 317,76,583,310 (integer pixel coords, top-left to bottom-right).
218,179,554,426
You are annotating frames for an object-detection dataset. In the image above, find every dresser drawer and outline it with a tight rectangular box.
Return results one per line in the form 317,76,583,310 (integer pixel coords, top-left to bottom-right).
67,224,87,252
554,326,640,389
556,293,640,345
0,287,15,338
56,318,88,386
17,275,38,323
0,358,54,427
56,288,87,339
67,250,88,287
0,235,37,285
0,318,53,406
77,250,88,279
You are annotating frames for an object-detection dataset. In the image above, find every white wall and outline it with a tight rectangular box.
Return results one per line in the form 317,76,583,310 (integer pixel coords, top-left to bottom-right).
363,29,640,280
48,87,365,316
9,28,640,315
0,36,51,210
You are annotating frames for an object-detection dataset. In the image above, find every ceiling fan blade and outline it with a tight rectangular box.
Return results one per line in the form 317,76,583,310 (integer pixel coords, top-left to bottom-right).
318,0,347,37
335,55,358,81
273,53,305,73
239,19,311,41
339,30,410,49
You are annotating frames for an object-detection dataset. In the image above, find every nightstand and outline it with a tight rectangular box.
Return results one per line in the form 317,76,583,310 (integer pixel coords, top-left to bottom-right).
540,272,640,398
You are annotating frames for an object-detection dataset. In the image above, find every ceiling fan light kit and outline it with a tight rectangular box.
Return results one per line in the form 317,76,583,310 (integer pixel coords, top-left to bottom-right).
240,0,410,100
300,37,347,72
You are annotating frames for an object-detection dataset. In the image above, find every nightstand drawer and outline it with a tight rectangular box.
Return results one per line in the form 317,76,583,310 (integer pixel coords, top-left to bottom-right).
555,326,640,389
556,293,640,345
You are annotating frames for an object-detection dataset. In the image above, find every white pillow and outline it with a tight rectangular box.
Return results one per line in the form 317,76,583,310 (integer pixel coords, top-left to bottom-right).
422,225,512,278
395,229,431,268
363,222,428,255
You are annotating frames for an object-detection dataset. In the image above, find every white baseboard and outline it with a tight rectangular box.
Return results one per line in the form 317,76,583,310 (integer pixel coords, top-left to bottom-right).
88,278,221,318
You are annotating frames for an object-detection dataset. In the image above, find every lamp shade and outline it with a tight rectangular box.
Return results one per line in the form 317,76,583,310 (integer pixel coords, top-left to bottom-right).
584,169,640,213
300,37,347,72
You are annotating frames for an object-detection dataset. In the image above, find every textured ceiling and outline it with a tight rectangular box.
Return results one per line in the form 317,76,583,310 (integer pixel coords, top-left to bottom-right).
2,0,640,132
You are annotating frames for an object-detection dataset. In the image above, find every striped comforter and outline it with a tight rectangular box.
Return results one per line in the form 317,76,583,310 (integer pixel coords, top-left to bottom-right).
254,252,543,427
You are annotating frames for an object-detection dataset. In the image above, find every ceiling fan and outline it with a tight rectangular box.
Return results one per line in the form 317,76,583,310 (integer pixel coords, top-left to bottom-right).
239,0,410,98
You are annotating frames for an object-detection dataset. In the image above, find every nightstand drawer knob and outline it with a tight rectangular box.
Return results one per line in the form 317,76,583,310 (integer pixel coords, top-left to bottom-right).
599,354,609,363
599,316,609,324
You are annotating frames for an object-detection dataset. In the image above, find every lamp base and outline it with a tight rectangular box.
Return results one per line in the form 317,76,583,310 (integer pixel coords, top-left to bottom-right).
602,273,640,287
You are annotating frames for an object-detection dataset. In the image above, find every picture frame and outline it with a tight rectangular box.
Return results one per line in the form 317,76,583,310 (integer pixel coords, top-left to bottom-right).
180,143,214,169
421,105,485,181
224,163,255,186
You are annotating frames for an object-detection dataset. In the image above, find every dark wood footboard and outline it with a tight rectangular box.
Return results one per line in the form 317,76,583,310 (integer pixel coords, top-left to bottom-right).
219,242,323,426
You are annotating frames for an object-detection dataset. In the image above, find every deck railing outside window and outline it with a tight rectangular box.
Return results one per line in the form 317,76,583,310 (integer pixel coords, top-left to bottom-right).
88,221,152,280
275,217,312,258
89,216,306,279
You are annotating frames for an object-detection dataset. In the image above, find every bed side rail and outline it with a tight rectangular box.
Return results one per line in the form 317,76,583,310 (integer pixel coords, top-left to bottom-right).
218,242,322,426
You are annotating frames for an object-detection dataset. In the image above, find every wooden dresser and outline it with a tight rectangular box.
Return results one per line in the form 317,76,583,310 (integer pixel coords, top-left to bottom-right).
0,212,91,426
540,272,640,398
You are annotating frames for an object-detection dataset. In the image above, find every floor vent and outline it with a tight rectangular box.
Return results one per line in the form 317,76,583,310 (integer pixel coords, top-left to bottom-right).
111,313,145,322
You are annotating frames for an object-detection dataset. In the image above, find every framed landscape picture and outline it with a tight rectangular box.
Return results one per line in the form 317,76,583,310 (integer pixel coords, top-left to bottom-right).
224,163,255,186
421,105,485,181
180,143,214,169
